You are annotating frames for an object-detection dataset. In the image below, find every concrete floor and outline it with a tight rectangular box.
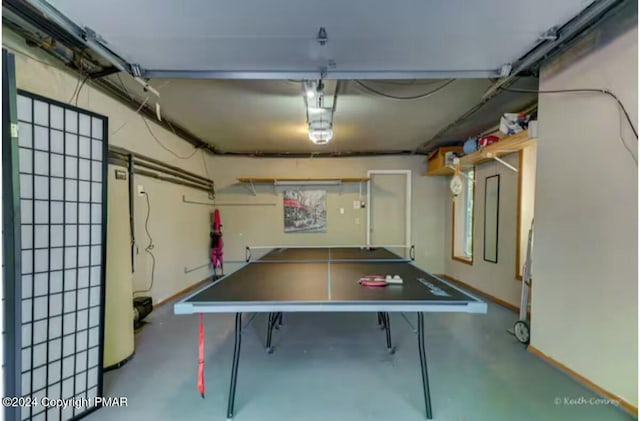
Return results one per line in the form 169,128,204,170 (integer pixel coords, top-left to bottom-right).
88,300,634,421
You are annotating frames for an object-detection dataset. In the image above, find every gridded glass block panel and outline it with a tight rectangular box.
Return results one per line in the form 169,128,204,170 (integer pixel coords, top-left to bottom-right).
50,294,62,317
89,307,100,327
51,202,63,224
50,154,64,178
76,330,87,352
51,105,64,130
22,275,33,299
77,290,89,311
49,319,62,343
21,404,30,421
91,161,102,182
34,249,48,273
91,182,102,203
79,114,91,136
78,225,90,246
21,199,33,224
64,269,77,290
33,320,47,344
78,246,90,267
64,202,77,224
88,347,99,367
64,109,78,133
91,118,103,139
51,271,63,293
19,148,33,174
62,337,75,360
65,156,78,178
33,274,48,298
91,226,101,245
34,200,48,224
77,309,88,331
34,225,49,249
48,371,61,394
91,139,102,161
22,323,32,347
21,225,33,249
51,225,64,247
75,374,87,395
51,129,64,154
22,299,32,323
89,287,101,308
17,94,106,421
65,226,78,246
79,181,91,202
33,100,49,126
78,136,91,159
34,126,49,152
34,176,49,200
32,366,47,392
88,327,99,347
64,133,78,156
90,267,101,287
62,355,74,378
20,175,33,199
61,405,74,421
17,95,32,122
18,122,33,148
33,343,47,368
91,205,101,224
22,250,33,275
50,248,63,272
79,160,90,181
63,291,76,314
22,349,31,373
78,267,89,288
79,203,90,224
91,246,102,266
87,367,99,389
33,152,49,176
33,296,48,320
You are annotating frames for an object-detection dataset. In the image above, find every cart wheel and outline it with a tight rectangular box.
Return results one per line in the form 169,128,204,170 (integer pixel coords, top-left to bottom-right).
513,320,530,344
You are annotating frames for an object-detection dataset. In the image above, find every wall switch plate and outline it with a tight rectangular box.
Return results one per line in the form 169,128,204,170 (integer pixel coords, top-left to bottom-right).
340,208,345,214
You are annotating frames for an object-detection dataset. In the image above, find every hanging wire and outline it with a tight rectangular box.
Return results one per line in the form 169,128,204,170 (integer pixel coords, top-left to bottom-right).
355,79,455,101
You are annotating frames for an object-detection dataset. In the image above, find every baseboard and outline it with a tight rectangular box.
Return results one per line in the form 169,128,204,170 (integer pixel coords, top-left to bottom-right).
529,345,638,416
436,274,520,314
154,278,210,308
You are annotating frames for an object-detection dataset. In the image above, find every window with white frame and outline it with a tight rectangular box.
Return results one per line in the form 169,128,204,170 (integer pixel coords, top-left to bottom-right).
452,168,475,263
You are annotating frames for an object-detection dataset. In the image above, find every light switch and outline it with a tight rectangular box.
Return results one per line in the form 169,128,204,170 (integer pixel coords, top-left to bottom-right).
340,208,344,214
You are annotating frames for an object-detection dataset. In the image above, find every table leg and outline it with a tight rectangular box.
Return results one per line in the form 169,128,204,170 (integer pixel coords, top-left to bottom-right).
384,313,394,354
227,313,242,420
377,312,384,329
417,313,433,419
265,313,277,353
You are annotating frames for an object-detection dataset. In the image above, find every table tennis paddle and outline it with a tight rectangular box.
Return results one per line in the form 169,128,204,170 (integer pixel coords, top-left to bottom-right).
359,275,403,287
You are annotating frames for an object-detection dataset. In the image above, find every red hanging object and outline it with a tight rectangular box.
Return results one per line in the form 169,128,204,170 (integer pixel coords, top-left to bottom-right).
211,209,224,277
198,313,205,398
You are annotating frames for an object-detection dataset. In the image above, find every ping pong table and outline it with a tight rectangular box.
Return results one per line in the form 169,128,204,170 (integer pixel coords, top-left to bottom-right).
174,246,487,420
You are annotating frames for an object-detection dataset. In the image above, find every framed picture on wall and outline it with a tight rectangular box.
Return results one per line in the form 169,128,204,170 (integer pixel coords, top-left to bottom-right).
283,190,327,233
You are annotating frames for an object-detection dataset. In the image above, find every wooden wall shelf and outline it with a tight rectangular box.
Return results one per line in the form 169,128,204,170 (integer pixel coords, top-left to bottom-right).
425,130,536,176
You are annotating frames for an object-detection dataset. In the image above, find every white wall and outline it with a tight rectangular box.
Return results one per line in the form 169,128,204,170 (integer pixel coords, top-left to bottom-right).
533,26,638,407
445,153,523,307
206,155,448,274
5,31,213,304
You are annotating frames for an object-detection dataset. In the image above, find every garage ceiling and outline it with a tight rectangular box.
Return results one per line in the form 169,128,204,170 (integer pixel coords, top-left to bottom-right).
48,0,592,78
9,0,599,154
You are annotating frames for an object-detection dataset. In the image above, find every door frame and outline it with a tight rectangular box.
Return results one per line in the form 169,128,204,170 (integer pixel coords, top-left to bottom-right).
366,170,412,247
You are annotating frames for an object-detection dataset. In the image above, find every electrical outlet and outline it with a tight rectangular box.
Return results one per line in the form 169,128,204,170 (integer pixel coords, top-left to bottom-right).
340,208,344,214
137,185,145,196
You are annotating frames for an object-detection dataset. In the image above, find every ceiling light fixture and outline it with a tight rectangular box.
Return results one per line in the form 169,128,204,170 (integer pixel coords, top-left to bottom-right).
308,119,333,144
